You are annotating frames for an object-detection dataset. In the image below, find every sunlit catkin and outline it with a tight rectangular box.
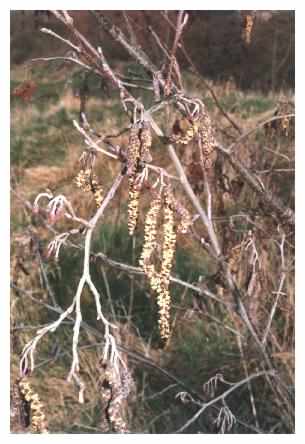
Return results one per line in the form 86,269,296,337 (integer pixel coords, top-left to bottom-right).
198,110,217,169
158,192,176,340
128,178,141,235
127,125,143,234
74,169,104,208
127,125,141,176
139,195,161,288
74,168,91,192
170,118,199,145
139,122,153,163
139,191,177,342
91,178,104,208
161,193,176,287
127,122,152,235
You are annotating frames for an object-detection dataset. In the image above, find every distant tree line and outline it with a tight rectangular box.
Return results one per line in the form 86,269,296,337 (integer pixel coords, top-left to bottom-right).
10,10,294,91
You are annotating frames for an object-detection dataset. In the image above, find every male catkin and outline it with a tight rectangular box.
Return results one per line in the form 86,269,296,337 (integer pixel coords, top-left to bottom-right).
18,378,48,434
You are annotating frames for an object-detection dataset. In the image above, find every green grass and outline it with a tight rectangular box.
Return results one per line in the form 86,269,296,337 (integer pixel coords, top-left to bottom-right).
219,93,275,118
238,97,275,118
11,75,73,167
10,67,130,168
11,123,69,167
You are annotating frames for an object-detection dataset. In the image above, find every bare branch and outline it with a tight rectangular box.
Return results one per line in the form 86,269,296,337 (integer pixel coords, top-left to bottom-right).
20,173,125,401
174,370,275,433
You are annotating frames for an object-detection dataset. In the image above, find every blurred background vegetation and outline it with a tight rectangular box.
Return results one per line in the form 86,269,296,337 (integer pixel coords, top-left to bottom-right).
10,10,294,434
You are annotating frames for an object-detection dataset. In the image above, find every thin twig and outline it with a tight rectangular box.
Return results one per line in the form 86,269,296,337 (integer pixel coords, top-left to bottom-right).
174,370,275,433
227,114,295,153
160,12,242,134
93,252,229,308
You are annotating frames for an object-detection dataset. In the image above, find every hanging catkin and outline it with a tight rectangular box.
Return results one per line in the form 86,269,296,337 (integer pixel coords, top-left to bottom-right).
170,117,199,146
127,121,152,235
158,191,176,340
17,377,48,434
139,190,177,341
197,109,217,170
74,168,104,208
127,125,141,235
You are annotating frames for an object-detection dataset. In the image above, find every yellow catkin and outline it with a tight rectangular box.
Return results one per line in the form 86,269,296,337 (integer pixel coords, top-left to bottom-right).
74,168,91,192
127,126,141,176
170,119,199,145
157,288,171,340
139,122,153,163
198,110,217,169
74,169,104,208
127,125,144,235
18,378,48,434
128,179,141,236
90,176,104,208
139,195,161,284
139,191,177,341
93,186,104,208
169,111,216,169
158,193,176,340
127,121,152,235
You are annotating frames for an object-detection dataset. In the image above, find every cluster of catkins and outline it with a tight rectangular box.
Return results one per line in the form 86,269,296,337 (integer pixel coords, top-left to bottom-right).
127,121,152,235
16,377,48,433
139,189,177,341
170,108,217,170
74,168,104,208
125,117,193,341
